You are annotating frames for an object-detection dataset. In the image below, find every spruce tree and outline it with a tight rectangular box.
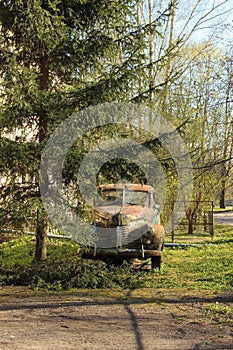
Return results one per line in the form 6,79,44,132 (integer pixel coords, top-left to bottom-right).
0,0,156,260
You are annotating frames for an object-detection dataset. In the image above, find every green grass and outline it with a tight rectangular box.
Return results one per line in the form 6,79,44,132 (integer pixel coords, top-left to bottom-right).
0,236,80,268
203,302,233,324
166,223,233,244
0,229,232,291
158,244,232,290
213,206,233,213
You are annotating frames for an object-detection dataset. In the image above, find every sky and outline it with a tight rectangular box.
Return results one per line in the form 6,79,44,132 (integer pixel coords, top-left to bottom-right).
179,0,233,45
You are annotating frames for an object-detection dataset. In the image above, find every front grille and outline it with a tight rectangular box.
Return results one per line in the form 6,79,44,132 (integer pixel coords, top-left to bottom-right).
92,223,149,248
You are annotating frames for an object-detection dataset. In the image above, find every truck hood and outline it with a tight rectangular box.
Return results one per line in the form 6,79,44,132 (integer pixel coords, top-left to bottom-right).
93,203,151,222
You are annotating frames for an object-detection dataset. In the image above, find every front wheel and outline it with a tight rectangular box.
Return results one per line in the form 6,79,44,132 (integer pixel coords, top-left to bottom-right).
103,257,124,267
151,256,161,269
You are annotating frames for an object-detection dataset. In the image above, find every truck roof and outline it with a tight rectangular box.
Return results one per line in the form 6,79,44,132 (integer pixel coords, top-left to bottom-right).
98,183,155,193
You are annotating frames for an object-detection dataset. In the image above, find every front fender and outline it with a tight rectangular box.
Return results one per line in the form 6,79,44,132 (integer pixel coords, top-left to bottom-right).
143,224,165,250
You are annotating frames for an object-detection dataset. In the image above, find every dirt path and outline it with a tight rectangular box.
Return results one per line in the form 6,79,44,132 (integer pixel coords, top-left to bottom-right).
0,287,232,350
214,212,233,226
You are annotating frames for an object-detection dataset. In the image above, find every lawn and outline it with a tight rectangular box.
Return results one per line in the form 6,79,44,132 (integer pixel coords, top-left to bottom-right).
0,224,232,291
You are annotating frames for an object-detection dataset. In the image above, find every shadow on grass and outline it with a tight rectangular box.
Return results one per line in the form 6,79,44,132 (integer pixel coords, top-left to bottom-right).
0,291,232,312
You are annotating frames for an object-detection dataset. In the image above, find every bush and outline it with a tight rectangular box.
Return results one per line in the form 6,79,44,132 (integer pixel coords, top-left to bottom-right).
0,258,144,290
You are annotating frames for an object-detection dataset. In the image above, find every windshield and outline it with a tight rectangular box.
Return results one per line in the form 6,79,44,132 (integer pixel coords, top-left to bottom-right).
99,189,151,206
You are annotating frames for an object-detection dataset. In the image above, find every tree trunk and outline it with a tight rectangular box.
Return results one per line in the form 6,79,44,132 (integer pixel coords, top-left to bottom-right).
219,181,226,209
35,209,48,262
35,52,50,262
219,161,227,209
188,214,194,235
162,0,176,112
186,208,193,234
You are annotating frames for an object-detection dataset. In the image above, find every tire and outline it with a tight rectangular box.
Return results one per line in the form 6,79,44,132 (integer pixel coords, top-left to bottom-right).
104,257,124,267
113,258,124,267
151,256,161,269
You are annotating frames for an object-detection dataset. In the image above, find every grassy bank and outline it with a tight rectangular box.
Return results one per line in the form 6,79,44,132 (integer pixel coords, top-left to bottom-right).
0,226,232,291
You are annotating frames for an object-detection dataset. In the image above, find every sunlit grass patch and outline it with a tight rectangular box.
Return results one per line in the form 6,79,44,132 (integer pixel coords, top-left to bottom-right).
0,229,232,291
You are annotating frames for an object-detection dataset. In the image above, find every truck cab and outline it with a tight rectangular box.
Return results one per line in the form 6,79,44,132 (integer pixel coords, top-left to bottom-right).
83,183,165,269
